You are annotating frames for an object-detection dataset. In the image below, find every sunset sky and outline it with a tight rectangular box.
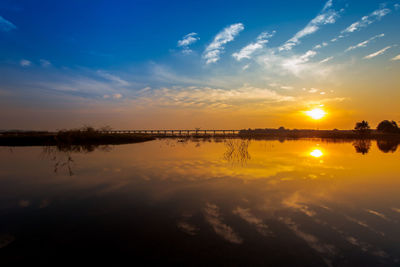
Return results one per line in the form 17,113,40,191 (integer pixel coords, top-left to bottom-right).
1,0,399,130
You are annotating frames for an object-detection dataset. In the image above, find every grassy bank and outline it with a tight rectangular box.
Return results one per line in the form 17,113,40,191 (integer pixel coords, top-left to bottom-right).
0,129,155,147
237,129,400,140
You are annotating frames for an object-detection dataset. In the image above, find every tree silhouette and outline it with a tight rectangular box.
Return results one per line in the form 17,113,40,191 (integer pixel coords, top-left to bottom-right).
377,120,399,133
354,120,370,134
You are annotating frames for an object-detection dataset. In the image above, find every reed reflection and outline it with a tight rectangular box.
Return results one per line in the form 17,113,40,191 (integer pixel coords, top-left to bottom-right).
41,144,112,176
223,139,251,166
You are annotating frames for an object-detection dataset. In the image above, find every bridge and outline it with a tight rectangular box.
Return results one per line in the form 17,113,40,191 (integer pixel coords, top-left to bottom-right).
100,129,241,136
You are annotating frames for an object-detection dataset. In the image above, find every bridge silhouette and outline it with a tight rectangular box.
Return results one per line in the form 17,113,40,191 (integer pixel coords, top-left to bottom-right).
101,129,241,136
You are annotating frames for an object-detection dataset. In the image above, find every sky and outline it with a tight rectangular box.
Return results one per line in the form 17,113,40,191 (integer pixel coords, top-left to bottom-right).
0,0,399,130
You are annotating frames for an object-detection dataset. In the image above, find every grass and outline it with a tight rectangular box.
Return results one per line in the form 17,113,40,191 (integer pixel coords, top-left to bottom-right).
0,126,155,147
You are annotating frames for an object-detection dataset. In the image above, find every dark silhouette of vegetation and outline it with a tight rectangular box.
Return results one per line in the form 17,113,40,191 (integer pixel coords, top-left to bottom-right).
352,139,371,154
354,120,370,134
0,126,154,147
377,120,399,133
377,140,399,153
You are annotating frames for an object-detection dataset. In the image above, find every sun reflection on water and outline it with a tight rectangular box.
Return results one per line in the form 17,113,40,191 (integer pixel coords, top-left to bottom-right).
310,148,323,158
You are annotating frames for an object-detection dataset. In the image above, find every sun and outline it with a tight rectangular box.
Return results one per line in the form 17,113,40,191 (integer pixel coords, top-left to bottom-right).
305,108,326,120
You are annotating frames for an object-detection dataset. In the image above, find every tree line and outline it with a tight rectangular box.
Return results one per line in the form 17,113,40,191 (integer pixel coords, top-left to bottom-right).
354,120,399,134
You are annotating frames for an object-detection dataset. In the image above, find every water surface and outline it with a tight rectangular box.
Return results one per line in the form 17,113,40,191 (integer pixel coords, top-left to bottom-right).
0,139,399,266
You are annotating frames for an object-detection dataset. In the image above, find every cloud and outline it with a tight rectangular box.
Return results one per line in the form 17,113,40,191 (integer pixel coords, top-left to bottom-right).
20,59,31,67
97,70,130,86
366,209,391,221
0,15,16,32
103,93,123,99
203,23,244,64
233,207,272,236
34,73,128,100
391,54,400,61
364,46,392,59
281,50,318,75
132,85,294,109
177,221,199,236
40,59,52,67
395,4,400,10
257,48,333,78
313,42,328,50
279,0,339,51
113,93,122,99
232,31,275,61
281,217,336,255
204,203,242,244
177,32,200,54
341,7,390,35
319,56,333,63
345,33,385,52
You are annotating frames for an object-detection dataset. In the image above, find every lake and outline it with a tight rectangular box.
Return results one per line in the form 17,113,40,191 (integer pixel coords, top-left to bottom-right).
0,138,399,266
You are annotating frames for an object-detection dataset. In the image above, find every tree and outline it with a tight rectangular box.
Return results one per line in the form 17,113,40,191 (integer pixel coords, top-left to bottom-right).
354,120,370,134
377,120,399,133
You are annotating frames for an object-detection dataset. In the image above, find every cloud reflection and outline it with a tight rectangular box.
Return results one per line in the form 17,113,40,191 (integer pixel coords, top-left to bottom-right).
204,203,243,244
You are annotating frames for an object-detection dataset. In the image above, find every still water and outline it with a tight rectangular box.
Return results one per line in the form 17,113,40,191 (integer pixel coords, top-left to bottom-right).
0,138,399,266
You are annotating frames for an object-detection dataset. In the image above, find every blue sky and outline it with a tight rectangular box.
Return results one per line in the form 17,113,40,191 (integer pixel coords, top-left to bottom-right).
1,0,400,129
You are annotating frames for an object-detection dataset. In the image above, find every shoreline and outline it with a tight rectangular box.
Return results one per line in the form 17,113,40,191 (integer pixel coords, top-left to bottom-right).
1,129,399,147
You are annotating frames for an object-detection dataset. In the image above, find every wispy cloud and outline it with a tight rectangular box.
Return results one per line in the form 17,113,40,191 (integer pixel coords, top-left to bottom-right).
103,93,123,100
345,33,385,52
366,209,391,221
204,203,242,244
40,59,52,67
97,70,130,86
391,54,400,61
281,50,318,75
364,46,392,59
341,7,390,35
177,221,199,236
257,48,333,79
279,0,339,51
20,59,31,67
232,31,275,61
132,85,294,109
0,15,16,32
313,42,328,50
203,23,244,64
319,56,333,63
280,217,336,255
177,32,200,54
233,207,272,236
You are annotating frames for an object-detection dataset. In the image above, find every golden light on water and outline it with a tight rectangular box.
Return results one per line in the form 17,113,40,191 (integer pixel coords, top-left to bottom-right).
305,108,326,120
310,148,324,158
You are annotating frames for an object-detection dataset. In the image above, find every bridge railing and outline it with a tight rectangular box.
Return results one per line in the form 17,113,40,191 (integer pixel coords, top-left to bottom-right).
98,129,241,135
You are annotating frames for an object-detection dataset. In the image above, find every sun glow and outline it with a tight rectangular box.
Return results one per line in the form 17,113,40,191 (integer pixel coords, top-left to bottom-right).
305,108,326,120
310,149,324,158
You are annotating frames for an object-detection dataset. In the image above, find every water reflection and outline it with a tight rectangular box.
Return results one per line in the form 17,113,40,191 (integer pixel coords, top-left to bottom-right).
353,139,372,154
41,145,112,176
377,140,398,153
223,139,251,166
1,139,400,265
310,148,324,158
